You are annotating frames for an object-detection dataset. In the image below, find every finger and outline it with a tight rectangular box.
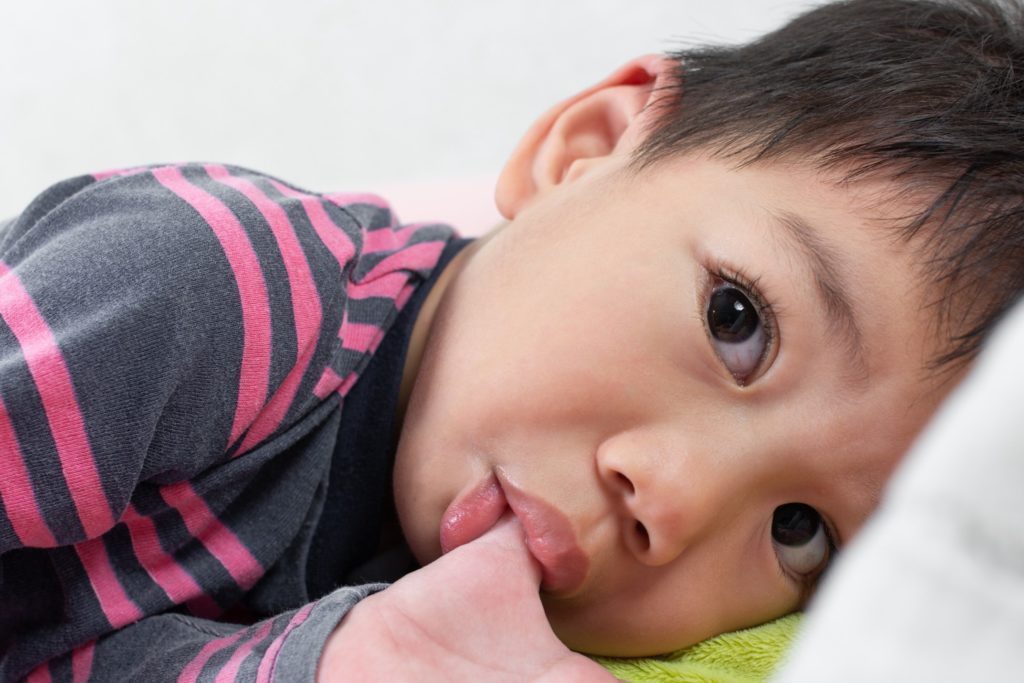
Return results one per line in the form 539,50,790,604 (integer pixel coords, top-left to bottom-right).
444,512,543,589
478,512,527,551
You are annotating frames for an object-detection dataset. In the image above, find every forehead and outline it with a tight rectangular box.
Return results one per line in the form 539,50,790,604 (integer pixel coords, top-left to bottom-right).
610,150,943,365
635,152,935,302
640,150,917,217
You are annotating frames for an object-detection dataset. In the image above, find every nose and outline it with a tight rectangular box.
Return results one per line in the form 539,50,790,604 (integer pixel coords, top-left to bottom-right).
596,430,739,567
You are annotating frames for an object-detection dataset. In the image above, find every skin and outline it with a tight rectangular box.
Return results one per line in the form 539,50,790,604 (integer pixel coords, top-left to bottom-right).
320,54,962,675
320,517,618,682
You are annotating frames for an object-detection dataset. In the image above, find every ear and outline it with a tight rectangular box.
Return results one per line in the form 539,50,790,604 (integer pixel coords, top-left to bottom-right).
494,54,677,219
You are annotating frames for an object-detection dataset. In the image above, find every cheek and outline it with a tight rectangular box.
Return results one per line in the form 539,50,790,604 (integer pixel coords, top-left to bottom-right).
446,213,704,415
436,292,666,429
541,534,800,657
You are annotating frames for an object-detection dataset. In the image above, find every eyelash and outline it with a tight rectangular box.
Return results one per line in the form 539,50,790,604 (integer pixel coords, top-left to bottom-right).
701,260,780,382
776,518,840,606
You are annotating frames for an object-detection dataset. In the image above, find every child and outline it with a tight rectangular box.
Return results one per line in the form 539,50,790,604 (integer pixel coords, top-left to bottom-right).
2,0,1023,680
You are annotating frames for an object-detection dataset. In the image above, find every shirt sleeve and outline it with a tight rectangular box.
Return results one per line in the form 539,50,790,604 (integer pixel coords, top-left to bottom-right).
28,583,387,682
0,164,356,553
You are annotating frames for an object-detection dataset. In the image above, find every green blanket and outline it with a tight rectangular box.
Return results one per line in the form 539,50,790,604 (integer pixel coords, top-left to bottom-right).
592,613,801,683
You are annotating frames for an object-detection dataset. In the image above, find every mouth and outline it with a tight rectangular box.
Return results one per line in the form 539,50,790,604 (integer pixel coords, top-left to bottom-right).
438,471,589,595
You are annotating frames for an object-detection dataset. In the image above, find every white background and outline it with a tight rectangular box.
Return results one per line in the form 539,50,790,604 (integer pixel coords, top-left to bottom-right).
0,0,816,222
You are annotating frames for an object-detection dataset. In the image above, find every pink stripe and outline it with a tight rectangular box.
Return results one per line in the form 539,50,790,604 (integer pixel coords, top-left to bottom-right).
0,262,113,538
324,191,389,209
356,240,446,283
152,166,272,450
267,180,356,270
338,315,384,354
0,393,57,547
160,481,263,591
122,504,204,604
214,621,273,683
71,640,96,683
26,662,52,683
313,367,342,400
254,603,315,683
337,371,360,398
203,166,323,455
74,536,144,627
268,180,367,404
24,639,95,682
346,271,409,301
338,284,419,357
394,282,416,311
361,222,423,255
177,630,245,683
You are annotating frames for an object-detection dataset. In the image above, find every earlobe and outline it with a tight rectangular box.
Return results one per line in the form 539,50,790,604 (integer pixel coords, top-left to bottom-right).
494,54,678,219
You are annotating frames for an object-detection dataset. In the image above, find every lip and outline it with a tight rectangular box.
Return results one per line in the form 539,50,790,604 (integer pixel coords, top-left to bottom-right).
438,471,590,595
439,473,508,555
494,469,589,596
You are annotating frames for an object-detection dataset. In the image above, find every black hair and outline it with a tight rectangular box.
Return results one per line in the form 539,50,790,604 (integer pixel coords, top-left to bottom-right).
632,0,1024,370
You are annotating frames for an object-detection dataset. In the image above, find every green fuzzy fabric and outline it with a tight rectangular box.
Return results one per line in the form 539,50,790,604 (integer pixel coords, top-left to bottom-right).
591,613,801,683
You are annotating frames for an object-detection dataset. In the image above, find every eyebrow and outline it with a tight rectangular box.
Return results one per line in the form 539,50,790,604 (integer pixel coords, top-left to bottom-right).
770,211,868,381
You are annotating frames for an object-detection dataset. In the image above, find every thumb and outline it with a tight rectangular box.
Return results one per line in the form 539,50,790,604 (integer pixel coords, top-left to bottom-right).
444,513,542,590
477,513,531,553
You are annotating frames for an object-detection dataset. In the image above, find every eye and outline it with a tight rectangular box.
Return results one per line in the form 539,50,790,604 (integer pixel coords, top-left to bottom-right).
771,503,834,579
706,282,771,382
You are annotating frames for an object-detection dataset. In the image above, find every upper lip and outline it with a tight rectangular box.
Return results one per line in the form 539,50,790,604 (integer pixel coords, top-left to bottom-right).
494,468,590,596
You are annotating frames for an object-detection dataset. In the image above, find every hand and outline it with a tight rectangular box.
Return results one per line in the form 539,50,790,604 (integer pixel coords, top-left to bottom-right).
317,515,618,682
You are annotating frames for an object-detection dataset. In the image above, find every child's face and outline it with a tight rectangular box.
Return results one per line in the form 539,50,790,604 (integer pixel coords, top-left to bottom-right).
392,147,953,656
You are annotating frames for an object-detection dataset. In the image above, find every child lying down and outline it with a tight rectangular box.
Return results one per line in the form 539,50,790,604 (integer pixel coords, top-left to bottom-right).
2,0,1023,680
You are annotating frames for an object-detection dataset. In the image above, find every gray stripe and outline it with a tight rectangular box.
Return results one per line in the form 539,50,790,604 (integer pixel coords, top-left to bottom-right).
0,317,85,546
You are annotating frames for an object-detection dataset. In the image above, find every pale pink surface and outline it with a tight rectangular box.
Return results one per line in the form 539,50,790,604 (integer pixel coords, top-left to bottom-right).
374,176,503,238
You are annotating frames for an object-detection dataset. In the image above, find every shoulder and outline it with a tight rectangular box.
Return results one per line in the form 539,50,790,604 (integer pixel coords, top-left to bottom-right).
2,163,359,280
2,162,457,299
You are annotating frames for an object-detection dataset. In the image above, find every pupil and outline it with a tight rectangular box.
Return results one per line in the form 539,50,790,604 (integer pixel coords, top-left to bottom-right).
708,287,758,342
772,503,820,547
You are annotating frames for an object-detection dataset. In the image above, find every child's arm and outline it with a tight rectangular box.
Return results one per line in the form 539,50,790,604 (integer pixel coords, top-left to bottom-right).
33,584,388,680
0,165,453,680
0,164,366,555
13,519,613,681
319,516,617,682
0,168,253,557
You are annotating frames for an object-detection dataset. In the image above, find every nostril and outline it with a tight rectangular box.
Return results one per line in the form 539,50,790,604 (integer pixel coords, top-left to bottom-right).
634,521,650,551
616,472,635,495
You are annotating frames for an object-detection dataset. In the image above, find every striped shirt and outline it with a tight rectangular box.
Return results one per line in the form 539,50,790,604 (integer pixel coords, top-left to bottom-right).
0,163,457,682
